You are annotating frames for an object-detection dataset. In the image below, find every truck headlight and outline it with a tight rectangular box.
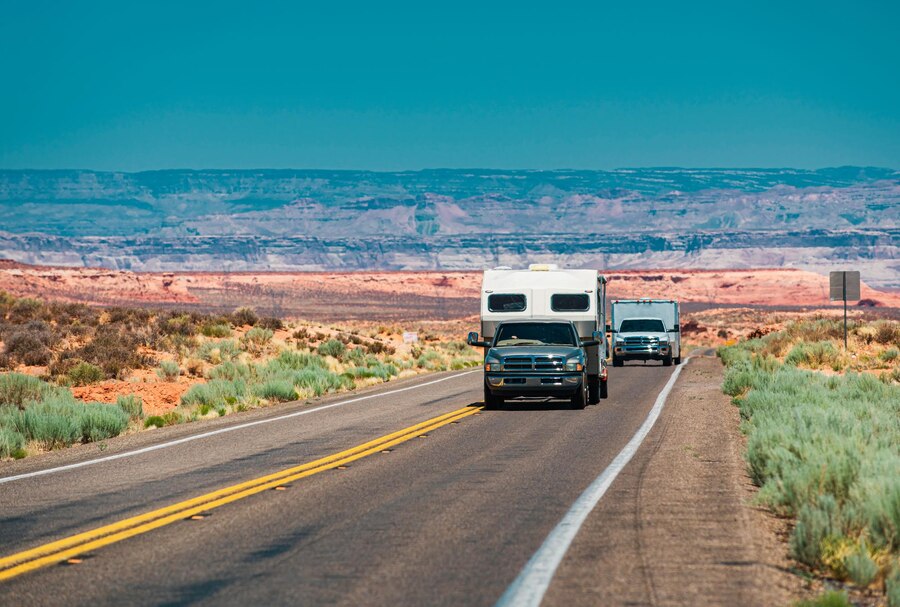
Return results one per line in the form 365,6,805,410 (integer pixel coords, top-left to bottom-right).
565,358,584,372
485,357,500,372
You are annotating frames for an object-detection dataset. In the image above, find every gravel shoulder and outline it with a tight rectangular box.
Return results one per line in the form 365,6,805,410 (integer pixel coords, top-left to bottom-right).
545,351,805,607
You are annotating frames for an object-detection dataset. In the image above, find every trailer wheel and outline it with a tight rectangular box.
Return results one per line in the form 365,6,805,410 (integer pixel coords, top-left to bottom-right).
599,379,608,399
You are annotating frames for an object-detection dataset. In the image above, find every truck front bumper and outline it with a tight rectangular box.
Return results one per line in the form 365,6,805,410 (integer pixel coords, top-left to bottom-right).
614,344,670,360
485,373,583,398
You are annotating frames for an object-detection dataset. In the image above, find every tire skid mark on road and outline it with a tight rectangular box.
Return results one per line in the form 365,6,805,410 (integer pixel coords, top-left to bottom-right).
0,404,483,582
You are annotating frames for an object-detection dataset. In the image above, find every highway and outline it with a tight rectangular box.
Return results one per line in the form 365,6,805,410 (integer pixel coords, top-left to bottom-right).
0,363,681,606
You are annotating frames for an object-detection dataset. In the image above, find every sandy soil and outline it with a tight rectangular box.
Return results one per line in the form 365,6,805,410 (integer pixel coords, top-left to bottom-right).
71,378,201,416
1,261,897,321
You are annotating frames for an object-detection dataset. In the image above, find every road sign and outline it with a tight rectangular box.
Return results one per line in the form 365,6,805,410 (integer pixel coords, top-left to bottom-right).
830,271,860,302
830,270,860,351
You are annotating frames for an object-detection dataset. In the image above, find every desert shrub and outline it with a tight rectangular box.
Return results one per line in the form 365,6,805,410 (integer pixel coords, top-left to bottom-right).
0,427,25,458
271,350,327,371
156,360,181,380
180,379,247,413
888,567,900,607
292,327,310,340
76,325,150,379
317,339,346,358
207,361,252,381
231,307,258,327
880,348,900,363
344,363,398,382
200,323,232,338
116,395,143,420
720,338,900,590
76,401,130,442
0,353,11,369
257,316,284,331
3,320,57,365
67,362,104,386
143,411,183,428
795,591,851,607
346,347,366,365
241,327,273,352
291,367,352,396
0,373,61,409
873,320,900,346
416,350,446,371
253,379,296,402
156,313,197,337
197,340,241,364
784,341,839,369
450,357,478,370
366,340,395,355
8,298,42,323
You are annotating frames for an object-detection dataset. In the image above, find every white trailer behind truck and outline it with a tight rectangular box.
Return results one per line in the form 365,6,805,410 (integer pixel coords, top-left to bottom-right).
609,299,681,366
476,265,609,403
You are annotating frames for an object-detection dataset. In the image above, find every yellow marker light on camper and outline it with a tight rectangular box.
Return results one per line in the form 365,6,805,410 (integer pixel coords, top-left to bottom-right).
529,264,551,271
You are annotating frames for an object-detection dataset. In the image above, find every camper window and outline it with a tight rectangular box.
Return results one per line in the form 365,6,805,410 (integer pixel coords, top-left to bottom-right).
487,294,527,312
550,293,590,312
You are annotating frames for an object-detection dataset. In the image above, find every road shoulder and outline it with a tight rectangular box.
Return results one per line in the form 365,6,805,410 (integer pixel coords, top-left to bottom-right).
545,353,803,606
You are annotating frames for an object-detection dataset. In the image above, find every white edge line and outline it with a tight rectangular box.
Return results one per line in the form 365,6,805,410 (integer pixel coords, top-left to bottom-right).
0,369,480,485
496,357,692,607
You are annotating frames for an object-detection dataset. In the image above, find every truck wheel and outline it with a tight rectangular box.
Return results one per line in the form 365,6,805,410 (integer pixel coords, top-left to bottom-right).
612,354,624,367
570,380,587,410
484,384,502,409
674,356,682,365
599,379,608,399
663,353,673,367
588,376,600,404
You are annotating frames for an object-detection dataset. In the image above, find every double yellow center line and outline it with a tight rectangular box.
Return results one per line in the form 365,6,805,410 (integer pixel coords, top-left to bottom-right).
0,404,483,582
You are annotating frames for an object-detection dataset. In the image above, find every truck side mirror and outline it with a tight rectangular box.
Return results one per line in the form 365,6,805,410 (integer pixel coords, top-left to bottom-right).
580,339,599,348
592,330,603,341
605,323,612,333
466,332,480,346
673,324,680,333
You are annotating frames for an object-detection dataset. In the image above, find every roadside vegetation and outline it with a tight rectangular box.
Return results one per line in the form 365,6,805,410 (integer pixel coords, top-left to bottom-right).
718,317,900,605
0,291,481,460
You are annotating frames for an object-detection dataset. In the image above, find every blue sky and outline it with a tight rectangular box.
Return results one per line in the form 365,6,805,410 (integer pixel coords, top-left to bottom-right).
1,1,898,170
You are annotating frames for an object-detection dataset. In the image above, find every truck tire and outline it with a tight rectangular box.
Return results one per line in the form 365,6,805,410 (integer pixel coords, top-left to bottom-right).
588,376,600,404
674,356,682,365
570,380,587,410
612,354,624,367
599,379,608,399
484,383,502,409
663,353,673,367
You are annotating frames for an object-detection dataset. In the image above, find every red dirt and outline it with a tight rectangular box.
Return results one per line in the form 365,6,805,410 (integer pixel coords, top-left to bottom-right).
72,379,200,416
1,262,898,321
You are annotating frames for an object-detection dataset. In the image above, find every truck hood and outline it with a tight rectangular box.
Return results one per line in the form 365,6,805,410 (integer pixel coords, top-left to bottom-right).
616,331,670,341
488,345,583,359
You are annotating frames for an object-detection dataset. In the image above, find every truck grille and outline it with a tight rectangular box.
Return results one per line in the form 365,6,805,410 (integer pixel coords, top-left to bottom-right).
623,336,658,345
501,356,565,371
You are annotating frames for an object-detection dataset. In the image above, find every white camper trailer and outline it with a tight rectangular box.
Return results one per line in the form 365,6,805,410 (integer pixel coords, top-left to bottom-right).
473,265,609,403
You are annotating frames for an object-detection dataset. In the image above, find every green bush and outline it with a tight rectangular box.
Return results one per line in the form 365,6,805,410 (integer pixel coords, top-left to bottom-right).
291,367,352,396
273,350,327,370
795,591,851,607
344,363,398,381
67,362,104,386
720,339,900,589
241,327,274,351
317,339,346,358
887,566,900,607
207,361,252,381
253,379,296,402
0,427,25,458
873,320,899,346
784,341,840,369
200,323,232,338
180,379,247,413
880,347,899,363
197,340,242,363
156,360,181,380
117,395,143,420
143,411,183,428
0,373,62,409
257,316,284,331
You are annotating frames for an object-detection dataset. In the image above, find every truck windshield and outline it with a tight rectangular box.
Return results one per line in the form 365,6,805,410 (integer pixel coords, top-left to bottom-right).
494,323,577,347
619,319,666,333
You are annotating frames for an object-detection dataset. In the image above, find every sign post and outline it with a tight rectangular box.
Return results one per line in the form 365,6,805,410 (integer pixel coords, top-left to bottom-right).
829,271,860,351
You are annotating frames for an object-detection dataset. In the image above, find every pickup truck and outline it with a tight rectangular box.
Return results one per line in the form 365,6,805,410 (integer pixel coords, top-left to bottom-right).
468,319,601,409
609,299,681,367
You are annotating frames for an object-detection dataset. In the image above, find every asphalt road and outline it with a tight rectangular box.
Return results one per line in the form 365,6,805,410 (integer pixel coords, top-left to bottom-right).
0,362,677,606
